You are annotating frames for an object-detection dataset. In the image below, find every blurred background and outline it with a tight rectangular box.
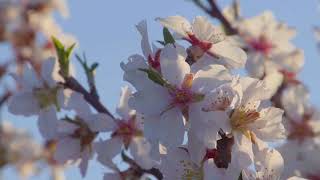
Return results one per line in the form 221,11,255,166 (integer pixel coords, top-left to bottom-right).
2,0,320,179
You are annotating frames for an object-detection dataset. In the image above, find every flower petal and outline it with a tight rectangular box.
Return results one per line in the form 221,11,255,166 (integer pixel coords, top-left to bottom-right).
160,44,189,86
210,41,247,69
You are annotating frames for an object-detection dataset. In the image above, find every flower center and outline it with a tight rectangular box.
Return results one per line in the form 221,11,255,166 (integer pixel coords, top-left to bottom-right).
71,125,96,151
34,86,60,110
249,35,274,55
187,33,212,52
230,106,260,134
112,116,143,147
148,49,162,71
170,88,194,106
179,160,203,180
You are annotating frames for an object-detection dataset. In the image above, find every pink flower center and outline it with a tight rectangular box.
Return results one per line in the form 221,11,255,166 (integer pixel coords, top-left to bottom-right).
148,49,161,71
279,70,300,84
187,33,212,52
112,116,142,147
248,35,274,55
170,87,194,107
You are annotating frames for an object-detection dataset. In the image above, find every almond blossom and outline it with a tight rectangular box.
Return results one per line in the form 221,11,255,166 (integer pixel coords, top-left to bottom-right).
194,77,285,171
128,44,231,148
8,57,65,139
156,16,247,68
95,86,157,171
235,11,302,79
52,92,114,177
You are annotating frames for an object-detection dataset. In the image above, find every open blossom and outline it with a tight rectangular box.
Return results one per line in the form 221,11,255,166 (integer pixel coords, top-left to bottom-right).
95,86,157,170
128,44,231,148
156,16,247,68
8,57,66,139
194,77,285,170
52,92,113,177
234,11,302,78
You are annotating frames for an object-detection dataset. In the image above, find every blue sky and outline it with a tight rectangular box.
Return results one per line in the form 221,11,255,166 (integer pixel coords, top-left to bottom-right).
3,0,320,179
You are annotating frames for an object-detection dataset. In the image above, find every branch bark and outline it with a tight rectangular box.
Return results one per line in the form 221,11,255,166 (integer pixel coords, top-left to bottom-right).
63,76,114,119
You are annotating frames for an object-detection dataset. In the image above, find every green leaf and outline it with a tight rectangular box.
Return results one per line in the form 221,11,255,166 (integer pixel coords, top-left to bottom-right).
139,68,169,87
52,37,76,77
163,27,175,45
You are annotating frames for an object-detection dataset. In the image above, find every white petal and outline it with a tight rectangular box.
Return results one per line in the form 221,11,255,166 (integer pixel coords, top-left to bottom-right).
156,16,191,38
86,113,116,132
159,108,185,148
38,106,58,140
192,16,225,43
245,52,265,78
192,64,231,93
20,63,41,89
129,86,170,116
130,137,155,169
94,138,122,167
8,91,40,116
54,137,81,163
120,54,151,91
160,44,189,86
41,57,59,87
116,86,135,120
136,20,153,58
210,41,247,69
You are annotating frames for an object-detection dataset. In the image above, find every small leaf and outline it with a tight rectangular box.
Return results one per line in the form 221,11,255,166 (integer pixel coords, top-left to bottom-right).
139,68,169,87
52,37,76,77
163,27,175,45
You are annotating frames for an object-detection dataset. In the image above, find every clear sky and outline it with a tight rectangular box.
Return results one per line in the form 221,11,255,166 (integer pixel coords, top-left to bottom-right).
3,0,320,179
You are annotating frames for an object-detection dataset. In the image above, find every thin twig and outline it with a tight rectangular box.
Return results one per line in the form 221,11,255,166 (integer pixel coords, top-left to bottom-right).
63,76,114,119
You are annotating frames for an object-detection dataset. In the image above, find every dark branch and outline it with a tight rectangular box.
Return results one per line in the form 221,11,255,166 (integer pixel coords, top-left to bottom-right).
63,76,114,118
0,91,11,107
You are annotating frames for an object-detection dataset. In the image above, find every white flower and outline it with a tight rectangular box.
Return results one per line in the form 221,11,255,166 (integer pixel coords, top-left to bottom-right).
236,11,301,78
129,44,231,148
53,92,113,177
196,77,285,168
156,16,247,69
95,86,157,170
8,58,65,139
281,84,311,122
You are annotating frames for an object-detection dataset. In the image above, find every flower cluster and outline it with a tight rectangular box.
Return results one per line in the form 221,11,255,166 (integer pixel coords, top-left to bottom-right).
2,1,320,180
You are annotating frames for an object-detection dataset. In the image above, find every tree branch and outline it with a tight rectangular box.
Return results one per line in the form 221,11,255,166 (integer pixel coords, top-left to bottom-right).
63,76,114,119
